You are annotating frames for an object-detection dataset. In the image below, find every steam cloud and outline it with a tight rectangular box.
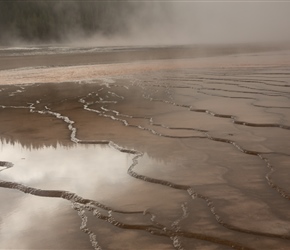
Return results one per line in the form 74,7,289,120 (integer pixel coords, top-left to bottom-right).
0,1,290,46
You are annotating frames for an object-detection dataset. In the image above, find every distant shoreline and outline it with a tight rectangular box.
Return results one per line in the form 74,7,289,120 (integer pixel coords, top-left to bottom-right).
1,43,290,71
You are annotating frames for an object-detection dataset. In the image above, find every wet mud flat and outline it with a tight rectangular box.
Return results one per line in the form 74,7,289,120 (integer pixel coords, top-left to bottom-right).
1,47,290,249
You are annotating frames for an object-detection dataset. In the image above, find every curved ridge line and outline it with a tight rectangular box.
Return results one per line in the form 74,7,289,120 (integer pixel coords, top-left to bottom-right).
82,91,290,201
0,179,143,214
84,90,290,201
0,167,252,249
84,102,204,139
128,159,290,240
141,89,290,131
82,198,255,250
3,86,288,248
137,84,290,200
72,202,103,250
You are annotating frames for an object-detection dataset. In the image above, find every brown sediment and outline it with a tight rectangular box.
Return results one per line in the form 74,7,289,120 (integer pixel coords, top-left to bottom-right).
0,46,290,249
1,45,290,85
1,43,289,71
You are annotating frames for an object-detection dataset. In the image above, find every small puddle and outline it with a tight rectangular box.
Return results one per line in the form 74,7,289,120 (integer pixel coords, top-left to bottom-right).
0,140,190,250
0,141,135,249
0,141,133,200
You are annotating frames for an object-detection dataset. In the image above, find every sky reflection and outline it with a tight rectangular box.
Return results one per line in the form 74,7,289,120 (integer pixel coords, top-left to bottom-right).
0,141,134,249
0,140,190,249
0,141,133,200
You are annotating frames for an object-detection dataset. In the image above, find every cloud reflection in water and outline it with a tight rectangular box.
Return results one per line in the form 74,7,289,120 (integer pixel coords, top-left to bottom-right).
0,141,133,200
0,141,133,249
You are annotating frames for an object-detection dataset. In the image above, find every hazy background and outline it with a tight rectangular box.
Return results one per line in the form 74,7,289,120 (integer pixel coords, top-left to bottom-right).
0,1,290,46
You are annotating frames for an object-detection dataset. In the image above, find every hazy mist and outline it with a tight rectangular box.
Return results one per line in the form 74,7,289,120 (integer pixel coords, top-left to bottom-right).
126,2,290,45
1,1,290,46
172,2,290,44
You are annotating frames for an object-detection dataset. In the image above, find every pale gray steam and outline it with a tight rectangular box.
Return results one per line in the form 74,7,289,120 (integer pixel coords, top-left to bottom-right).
123,1,290,45
182,2,290,44
1,1,290,46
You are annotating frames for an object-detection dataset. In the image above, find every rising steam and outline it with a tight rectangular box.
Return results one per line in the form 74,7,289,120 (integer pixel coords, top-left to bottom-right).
0,1,290,46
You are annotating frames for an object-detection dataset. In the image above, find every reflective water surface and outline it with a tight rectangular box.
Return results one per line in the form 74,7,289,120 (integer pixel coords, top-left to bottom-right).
1,47,290,250
0,142,133,199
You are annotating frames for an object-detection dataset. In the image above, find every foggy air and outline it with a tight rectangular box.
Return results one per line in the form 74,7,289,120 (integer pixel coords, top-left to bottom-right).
0,1,290,46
